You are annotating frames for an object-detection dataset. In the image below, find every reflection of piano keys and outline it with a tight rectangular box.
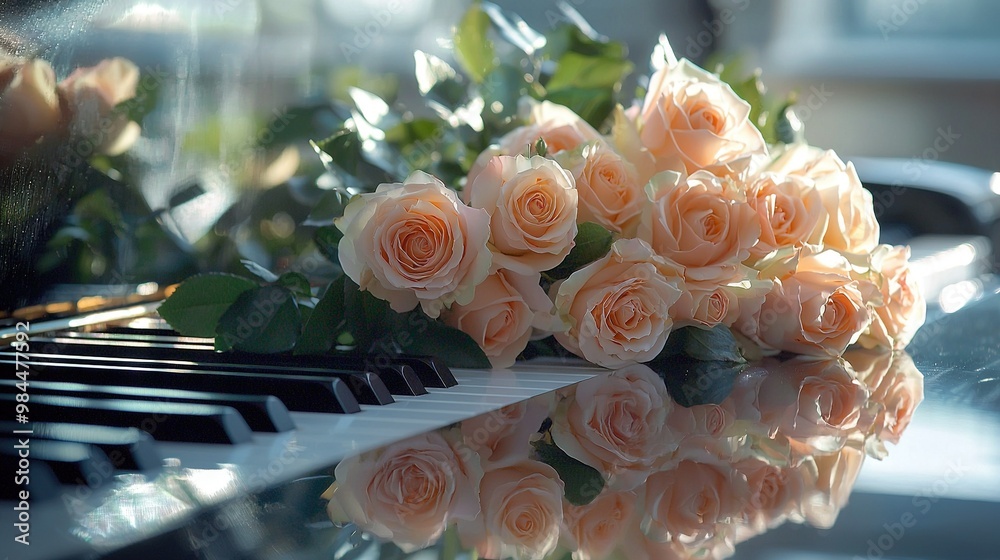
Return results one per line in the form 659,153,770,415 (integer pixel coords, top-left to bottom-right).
0,306,605,559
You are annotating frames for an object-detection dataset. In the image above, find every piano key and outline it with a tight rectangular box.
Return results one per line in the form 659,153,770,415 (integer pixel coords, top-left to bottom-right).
0,357,362,414
0,393,253,444
367,364,427,396
0,438,112,487
0,379,295,433
40,332,458,389
11,340,396,405
0,421,161,471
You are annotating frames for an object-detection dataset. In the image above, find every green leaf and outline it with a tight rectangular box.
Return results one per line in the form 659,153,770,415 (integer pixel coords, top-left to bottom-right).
390,310,491,369
648,356,743,407
314,128,362,175
215,285,301,353
543,87,614,129
157,273,257,338
304,190,352,226
277,271,312,299
659,325,746,364
454,3,496,83
294,275,347,355
544,222,613,280
532,439,604,506
414,51,468,110
343,278,392,353
314,225,344,264
545,52,633,93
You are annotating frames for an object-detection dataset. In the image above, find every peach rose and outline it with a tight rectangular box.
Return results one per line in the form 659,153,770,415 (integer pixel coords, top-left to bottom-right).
553,238,685,368
637,59,767,177
734,457,818,534
551,364,682,491
562,490,636,560
443,268,553,369
336,171,492,318
464,154,578,274
0,57,62,156
460,395,552,468
638,170,760,287
496,99,602,157
556,141,645,235
671,274,770,330
326,430,483,551
748,268,874,358
745,172,827,261
802,444,865,529
641,458,750,547
847,350,923,448
767,144,879,253
459,460,564,560
862,245,926,350
59,57,141,155
754,358,872,455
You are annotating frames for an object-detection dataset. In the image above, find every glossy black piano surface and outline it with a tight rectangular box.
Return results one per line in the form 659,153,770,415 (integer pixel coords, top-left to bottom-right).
0,281,998,559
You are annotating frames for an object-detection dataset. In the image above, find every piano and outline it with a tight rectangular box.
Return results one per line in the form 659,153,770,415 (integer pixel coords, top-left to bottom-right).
0,297,608,559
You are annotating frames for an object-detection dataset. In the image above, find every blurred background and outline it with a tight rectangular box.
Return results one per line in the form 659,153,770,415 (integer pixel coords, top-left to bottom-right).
2,1,1000,557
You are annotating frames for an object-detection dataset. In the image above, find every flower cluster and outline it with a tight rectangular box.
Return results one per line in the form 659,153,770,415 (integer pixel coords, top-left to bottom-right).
0,54,141,161
335,53,924,369
325,350,923,560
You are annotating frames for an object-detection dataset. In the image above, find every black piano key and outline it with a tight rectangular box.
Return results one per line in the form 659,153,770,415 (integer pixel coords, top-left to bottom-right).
0,379,295,433
0,421,161,471
0,358,361,414
13,340,395,405
0,393,253,444
369,364,427,396
387,355,457,388
1,444,63,501
0,438,112,487
36,333,457,389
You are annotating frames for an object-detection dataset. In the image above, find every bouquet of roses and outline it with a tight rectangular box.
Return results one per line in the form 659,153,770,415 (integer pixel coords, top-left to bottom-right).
157,2,924,372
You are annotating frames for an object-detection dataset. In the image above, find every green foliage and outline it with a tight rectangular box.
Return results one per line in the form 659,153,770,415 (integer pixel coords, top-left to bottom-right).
532,439,604,506
158,273,258,338
294,275,348,355
454,3,497,83
215,285,302,352
544,222,614,280
659,325,747,364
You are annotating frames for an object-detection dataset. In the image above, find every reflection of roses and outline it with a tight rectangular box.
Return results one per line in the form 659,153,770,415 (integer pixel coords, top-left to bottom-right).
755,358,872,454
554,238,685,368
551,364,681,490
464,154,578,274
460,396,552,468
326,431,482,552
459,460,565,560
637,59,767,177
638,170,760,287
563,490,636,560
846,350,924,448
641,458,750,546
59,57,141,155
0,57,62,156
443,268,553,369
337,171,492,318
